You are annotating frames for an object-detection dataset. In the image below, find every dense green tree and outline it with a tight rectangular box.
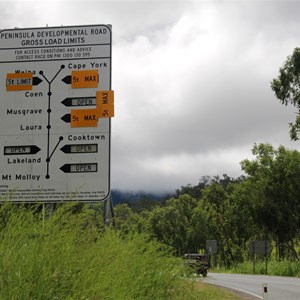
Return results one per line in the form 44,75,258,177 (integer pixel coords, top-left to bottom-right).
113,204,146,234
126,196,165,213
147,194,198,255
271,47,300,140
200,175,260,267
241,143,300,259
201,180,236,267
189,202,210,253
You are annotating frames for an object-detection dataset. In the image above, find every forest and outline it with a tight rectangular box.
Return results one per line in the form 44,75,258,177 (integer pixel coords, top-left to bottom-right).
113,143,300,268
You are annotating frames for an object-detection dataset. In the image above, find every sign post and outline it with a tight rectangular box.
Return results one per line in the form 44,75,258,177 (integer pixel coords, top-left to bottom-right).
206,240,217,268
0,25,113,203
249,240,271,274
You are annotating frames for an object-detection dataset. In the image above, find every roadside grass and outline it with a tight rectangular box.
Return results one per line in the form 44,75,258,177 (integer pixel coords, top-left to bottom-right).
213,259,300,277
0,203,241,299
267,260,300,277
179,280,242,300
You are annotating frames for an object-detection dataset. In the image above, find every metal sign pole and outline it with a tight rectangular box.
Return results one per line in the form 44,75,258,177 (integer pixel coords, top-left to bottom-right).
252,242,255,274
104,197,110,227
104,193,114,227
42,202,54,229
265,240,268,275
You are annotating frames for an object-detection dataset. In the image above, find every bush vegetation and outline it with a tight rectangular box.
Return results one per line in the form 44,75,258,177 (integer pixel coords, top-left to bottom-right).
0,202,238,299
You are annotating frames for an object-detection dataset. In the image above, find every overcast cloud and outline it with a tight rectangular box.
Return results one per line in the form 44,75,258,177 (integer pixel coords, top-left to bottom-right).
1,0,300,192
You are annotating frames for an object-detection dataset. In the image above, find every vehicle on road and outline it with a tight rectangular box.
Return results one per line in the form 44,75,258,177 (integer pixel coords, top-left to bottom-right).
184,253,210,277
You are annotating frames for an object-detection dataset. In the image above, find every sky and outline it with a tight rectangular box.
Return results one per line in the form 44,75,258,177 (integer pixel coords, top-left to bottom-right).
1,0,300,193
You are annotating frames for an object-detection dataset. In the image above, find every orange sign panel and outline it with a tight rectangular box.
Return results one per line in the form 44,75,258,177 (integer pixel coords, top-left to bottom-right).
71,109,98,128
6,73,33,91
96,90,114,118
71,70,99,89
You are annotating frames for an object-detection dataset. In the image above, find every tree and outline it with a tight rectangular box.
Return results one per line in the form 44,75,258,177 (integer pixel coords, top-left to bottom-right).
241,143,300,259
147,194,198,255
201,179,244,267
113,204,146,234
271,47,300,140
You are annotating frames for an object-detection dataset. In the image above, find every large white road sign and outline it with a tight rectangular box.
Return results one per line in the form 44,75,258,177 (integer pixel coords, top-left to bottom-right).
0,25,113,203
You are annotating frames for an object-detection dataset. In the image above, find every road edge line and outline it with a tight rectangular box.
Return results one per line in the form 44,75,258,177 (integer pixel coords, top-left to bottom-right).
205,281,263,299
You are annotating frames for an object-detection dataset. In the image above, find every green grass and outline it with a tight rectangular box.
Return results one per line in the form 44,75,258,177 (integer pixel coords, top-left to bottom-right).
0,203,241,299
180,280,242,300
213,259,300,277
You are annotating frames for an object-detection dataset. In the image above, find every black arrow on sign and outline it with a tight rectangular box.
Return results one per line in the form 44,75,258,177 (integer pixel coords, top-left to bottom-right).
60,163,98,173
60,164,72,173
4,145,41,155
61,97,96,107
32,77,43,86
60,145,73,154
60,144,98,154
61,114,71,123
62,75,71,85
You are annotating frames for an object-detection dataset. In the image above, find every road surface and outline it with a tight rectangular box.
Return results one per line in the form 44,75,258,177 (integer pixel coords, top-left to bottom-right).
203,273,300,299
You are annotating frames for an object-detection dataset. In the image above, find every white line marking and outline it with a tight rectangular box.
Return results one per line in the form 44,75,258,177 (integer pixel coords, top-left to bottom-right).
205,281,263,299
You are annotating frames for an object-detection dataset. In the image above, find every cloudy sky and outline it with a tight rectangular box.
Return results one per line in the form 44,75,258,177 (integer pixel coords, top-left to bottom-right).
1,0,300,193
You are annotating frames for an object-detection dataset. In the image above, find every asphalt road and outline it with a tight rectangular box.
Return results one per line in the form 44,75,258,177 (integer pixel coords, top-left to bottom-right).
203,273,300,299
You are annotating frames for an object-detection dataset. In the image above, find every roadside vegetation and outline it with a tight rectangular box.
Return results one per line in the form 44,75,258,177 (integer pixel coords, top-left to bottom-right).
0,202,239,299
112,143,300,278
215,260,300,277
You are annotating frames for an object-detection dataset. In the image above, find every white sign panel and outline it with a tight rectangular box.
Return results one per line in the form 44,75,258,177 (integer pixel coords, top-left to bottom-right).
0,25,112,203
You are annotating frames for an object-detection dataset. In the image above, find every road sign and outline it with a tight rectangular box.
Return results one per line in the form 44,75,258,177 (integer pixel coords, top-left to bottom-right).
249,240,271,256
249,240,271,275
0,25,112,203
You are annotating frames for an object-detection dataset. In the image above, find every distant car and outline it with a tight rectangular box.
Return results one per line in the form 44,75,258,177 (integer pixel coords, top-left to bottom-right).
184,253,210,277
